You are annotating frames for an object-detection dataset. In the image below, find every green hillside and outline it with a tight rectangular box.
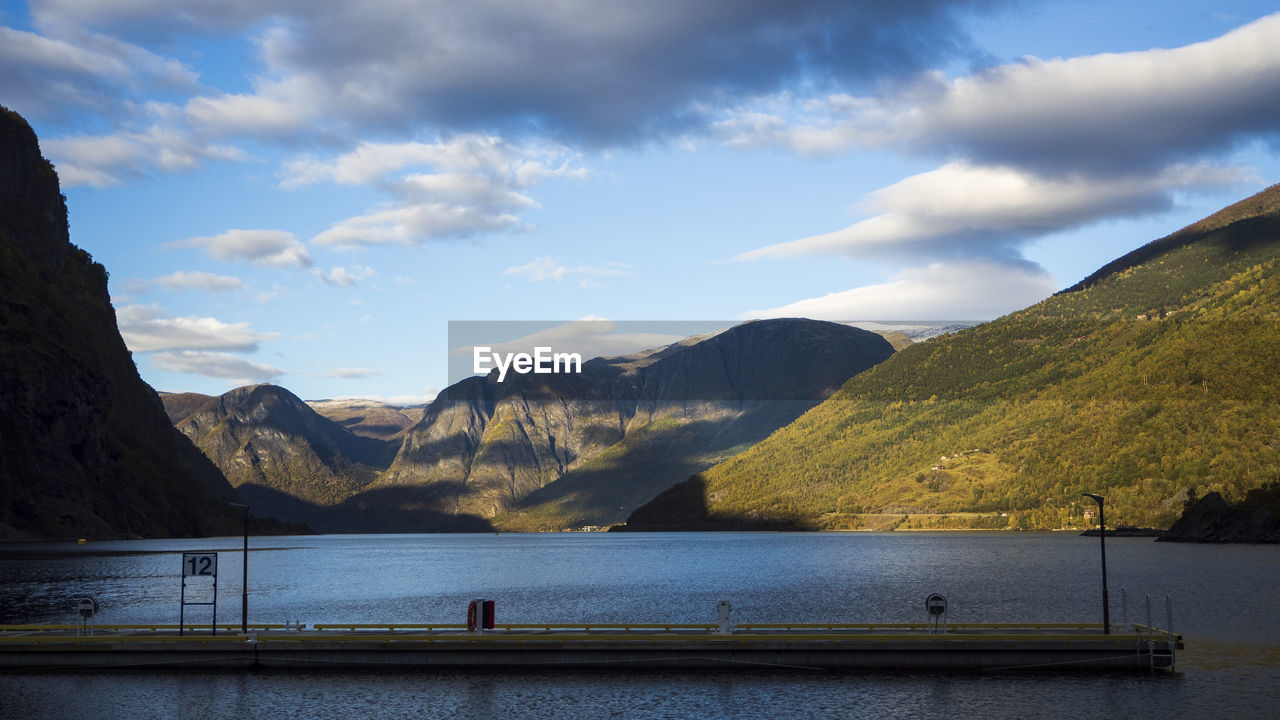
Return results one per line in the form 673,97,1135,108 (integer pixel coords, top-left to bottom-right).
649,184,1280,531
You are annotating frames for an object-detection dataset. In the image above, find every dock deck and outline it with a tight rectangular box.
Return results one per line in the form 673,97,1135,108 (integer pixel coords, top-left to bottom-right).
0,622,1182,672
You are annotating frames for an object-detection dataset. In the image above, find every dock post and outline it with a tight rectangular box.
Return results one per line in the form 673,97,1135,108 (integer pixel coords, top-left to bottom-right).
1082,493,1110,633
1166,595,1175,670
1121,587,1127,629
1152,591,1162,671
717,600,733,634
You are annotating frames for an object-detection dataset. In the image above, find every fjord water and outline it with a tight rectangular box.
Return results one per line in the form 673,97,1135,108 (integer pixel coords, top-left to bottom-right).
1,533,1276,719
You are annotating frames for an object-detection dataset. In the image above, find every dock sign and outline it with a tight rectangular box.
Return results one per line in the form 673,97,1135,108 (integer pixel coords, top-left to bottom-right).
180,552,219,636
183,552,217,577
926,594,947,616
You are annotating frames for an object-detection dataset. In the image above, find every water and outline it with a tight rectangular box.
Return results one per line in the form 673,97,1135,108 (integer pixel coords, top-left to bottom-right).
1,532,1277,719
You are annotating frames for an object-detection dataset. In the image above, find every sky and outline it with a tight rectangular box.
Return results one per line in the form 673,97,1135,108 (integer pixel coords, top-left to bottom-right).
3,0,1280,403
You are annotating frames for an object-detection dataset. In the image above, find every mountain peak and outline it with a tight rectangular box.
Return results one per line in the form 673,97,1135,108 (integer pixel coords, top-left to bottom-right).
1062,182,1280,294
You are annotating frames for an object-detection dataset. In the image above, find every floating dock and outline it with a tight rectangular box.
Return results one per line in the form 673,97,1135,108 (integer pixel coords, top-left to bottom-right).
0,622,1181,672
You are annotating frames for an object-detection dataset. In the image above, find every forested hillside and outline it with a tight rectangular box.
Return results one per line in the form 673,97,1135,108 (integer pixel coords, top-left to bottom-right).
633,184,1280,531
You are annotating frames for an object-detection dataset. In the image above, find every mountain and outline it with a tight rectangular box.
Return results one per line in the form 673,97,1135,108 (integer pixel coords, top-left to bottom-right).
167,384,399,523
0,106,247,540
159,391,215,425
627,184,1280,531
306,398,426,441
377,318,894,530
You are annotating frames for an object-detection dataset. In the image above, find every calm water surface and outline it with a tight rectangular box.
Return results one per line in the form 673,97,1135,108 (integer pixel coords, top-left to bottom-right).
1,532,1277,719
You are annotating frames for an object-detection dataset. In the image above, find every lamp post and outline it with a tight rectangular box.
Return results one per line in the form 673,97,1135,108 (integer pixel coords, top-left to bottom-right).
228,502,250,634
1081,493,1110,634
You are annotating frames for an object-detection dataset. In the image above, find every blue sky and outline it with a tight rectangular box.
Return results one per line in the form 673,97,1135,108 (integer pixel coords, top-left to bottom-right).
3,0,1279,402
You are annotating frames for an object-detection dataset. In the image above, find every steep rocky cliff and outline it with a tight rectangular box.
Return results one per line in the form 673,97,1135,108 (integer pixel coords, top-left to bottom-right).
0,106,244,540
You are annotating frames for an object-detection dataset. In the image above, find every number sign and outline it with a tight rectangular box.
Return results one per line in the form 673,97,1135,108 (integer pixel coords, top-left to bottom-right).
183,552,217,577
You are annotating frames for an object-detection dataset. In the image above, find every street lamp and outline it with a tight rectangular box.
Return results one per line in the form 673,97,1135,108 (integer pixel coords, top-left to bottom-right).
1081,493,1110,634
228,502,250,634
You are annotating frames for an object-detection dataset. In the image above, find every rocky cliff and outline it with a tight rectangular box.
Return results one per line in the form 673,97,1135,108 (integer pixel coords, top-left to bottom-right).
0,106,245,540
380,318,895,529
169,384,396,523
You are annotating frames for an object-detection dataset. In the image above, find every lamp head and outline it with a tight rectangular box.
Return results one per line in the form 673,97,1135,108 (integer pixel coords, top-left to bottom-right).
1082,493,1104,505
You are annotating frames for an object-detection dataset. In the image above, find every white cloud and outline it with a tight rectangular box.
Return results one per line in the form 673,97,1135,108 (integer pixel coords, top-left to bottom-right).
503,256,628,288
740,162,1254,261
0,25,197,122
319,368,383,379
185,75,321,137
717,12,1280,173
42,125,245,187
149,351,283,384
292,137,587,248
313,265,375,286
743,261,1058,321
153,271,245,292
117,304,278,352
281,136,585,189
167,229,312,267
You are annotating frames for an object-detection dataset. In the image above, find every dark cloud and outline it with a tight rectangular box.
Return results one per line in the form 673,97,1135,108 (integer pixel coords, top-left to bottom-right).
30,0,1007,144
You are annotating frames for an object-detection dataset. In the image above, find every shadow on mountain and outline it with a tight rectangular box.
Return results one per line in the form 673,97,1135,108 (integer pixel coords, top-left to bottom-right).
508,401,819,529
612,474,809,531
236,483,493,534
1063,201,1280,293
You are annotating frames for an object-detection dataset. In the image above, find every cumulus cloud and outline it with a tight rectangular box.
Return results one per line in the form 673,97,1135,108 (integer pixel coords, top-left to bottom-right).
300,137,587,247
117,304,277,352
743,261,1058,321
718,12,1280,173
27,0,1003,144
741,162,1254,262
148,351,283,383
167,229,312,267
153,271,245,292
503,257,628,288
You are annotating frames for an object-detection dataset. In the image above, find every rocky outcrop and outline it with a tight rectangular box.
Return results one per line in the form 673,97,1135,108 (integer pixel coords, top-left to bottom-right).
0,106,245,540
1159,488,1280,543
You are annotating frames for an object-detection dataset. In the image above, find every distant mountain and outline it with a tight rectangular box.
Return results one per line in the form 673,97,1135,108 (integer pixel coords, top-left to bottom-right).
0,106,247,540
306,399,426,441
627,184,1280,531
378,318,894,530
169,384,398,523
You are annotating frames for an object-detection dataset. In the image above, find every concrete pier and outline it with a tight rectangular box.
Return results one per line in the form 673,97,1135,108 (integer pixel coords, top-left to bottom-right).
0,622,1182,672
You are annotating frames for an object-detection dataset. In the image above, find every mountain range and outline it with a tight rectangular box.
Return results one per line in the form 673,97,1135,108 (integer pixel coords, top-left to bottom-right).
163,319,896,531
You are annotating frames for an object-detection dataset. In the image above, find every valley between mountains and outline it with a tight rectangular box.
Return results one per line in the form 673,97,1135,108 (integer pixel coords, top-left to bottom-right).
161,318,895,532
